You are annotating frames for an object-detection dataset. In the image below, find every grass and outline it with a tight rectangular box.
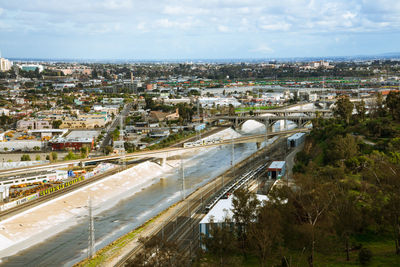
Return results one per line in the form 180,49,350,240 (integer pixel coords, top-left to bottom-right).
236,233,400,267
75,215,160,267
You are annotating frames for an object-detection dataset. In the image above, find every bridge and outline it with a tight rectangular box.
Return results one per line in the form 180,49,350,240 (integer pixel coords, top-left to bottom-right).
0,128,309,179
207,115,318,128
235,108,332,117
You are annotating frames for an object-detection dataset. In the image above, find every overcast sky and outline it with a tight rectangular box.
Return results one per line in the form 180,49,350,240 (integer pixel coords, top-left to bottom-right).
0,0,399,60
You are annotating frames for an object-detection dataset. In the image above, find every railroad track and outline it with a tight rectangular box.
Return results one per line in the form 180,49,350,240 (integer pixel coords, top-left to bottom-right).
115,136,288,266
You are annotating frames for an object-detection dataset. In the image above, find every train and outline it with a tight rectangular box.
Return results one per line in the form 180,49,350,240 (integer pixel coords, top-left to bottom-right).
183,137,222,148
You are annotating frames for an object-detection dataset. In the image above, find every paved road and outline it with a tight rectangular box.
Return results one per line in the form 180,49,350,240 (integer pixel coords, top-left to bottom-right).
100,103,131,151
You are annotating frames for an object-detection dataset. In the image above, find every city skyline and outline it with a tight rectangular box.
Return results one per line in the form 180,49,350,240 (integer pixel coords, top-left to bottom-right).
0,0,400,60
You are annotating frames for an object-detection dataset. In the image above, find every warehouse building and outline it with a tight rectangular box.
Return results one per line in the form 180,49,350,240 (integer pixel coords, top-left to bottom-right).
267,161,286,179
287,132,306,149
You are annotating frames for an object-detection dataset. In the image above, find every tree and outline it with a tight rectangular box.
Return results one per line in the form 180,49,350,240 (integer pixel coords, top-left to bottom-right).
33,146,41,151
325,134,358,164
332,184,362,261
35,155,41,161
80,147,89,158
232,188,261,258
21,154,31,161
202,217,237,266
228,104,235,116
49,151,58,162
52,120,62,129
287,174,335,267
386,91,400,121
104,145,113,155
248,203,282,267
127,236,190,267
64,151,78,161
355,99,367,122
333,96,353,124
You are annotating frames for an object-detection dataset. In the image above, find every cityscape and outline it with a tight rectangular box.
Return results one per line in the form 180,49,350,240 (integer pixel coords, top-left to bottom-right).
0,1,400,267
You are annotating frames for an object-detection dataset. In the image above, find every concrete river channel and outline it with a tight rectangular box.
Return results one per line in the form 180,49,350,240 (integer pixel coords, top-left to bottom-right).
1,128,267,266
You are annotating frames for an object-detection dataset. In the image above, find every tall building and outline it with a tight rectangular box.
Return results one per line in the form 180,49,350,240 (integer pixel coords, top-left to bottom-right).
0,55,12,72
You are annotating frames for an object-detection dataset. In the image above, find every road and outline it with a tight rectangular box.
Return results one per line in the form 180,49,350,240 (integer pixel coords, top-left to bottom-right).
99,103,131,151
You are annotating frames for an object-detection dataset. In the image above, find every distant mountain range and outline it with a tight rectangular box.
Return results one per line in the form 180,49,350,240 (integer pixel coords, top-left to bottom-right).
8,52,400,64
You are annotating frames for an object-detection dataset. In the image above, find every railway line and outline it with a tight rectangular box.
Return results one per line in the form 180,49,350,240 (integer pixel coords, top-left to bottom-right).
114,136,288,266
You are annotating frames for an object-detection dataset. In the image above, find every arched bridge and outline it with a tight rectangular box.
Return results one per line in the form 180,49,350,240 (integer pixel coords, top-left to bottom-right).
207,115,316,128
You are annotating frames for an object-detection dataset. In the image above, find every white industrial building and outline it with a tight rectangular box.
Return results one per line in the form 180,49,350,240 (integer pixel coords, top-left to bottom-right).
199,194,269,238
198,97,241,108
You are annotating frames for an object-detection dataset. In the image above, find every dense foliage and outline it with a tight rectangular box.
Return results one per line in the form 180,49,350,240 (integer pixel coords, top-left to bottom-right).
198,92,400,266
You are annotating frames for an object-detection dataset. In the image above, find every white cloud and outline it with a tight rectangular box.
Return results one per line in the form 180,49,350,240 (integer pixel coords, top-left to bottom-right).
251,44,274,54
217,25,230,32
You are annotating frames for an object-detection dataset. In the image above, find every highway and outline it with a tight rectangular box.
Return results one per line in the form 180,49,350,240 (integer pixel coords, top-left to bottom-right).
0,128,309,178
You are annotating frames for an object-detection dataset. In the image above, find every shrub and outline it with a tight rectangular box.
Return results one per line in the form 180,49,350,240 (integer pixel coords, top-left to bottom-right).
359,247,372,265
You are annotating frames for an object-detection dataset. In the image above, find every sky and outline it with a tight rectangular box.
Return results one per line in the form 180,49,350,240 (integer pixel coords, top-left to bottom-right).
0,0,400,60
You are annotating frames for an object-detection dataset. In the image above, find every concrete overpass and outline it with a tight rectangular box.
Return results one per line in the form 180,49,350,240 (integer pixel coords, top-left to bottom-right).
207,115,318,128
0,128,309,179
235,109,332,116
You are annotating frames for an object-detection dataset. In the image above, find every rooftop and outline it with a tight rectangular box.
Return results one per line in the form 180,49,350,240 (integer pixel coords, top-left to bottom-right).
268,161,286,170
199,194,268,224
288,132,306,140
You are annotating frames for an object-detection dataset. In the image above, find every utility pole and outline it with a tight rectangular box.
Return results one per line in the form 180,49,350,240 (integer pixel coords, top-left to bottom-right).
181,155,185,200
120,114,125,170
88,197,95,259
231,135,235,178
197,99,201,140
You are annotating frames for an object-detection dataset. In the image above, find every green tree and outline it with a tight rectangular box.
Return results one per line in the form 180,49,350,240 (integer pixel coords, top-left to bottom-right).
49,151,58,162
386,91,400,121
325,134,358,164
248,203,282,267
355,99,367,122
35,155,41,161
52,120,62,129
232,188,261,258
33,146,40,151
80,147,89,158
228,104,235,116
104,145,113,155
64,151,78,161
333,96,353,124
21,154,31,161
202,217,237,266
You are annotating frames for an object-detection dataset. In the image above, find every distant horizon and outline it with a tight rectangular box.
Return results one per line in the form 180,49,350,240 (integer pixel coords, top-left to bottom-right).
6,51,400,64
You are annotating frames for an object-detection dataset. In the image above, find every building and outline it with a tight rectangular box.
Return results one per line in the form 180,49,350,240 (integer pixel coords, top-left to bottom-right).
50,130,97,151
59,113,109,129
199,194,269,239
17,120,52,131
0,108,10,116
287,133,306,148
0,57,12,72
148,129,170,138
267,161,286,179
19,64,44,72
